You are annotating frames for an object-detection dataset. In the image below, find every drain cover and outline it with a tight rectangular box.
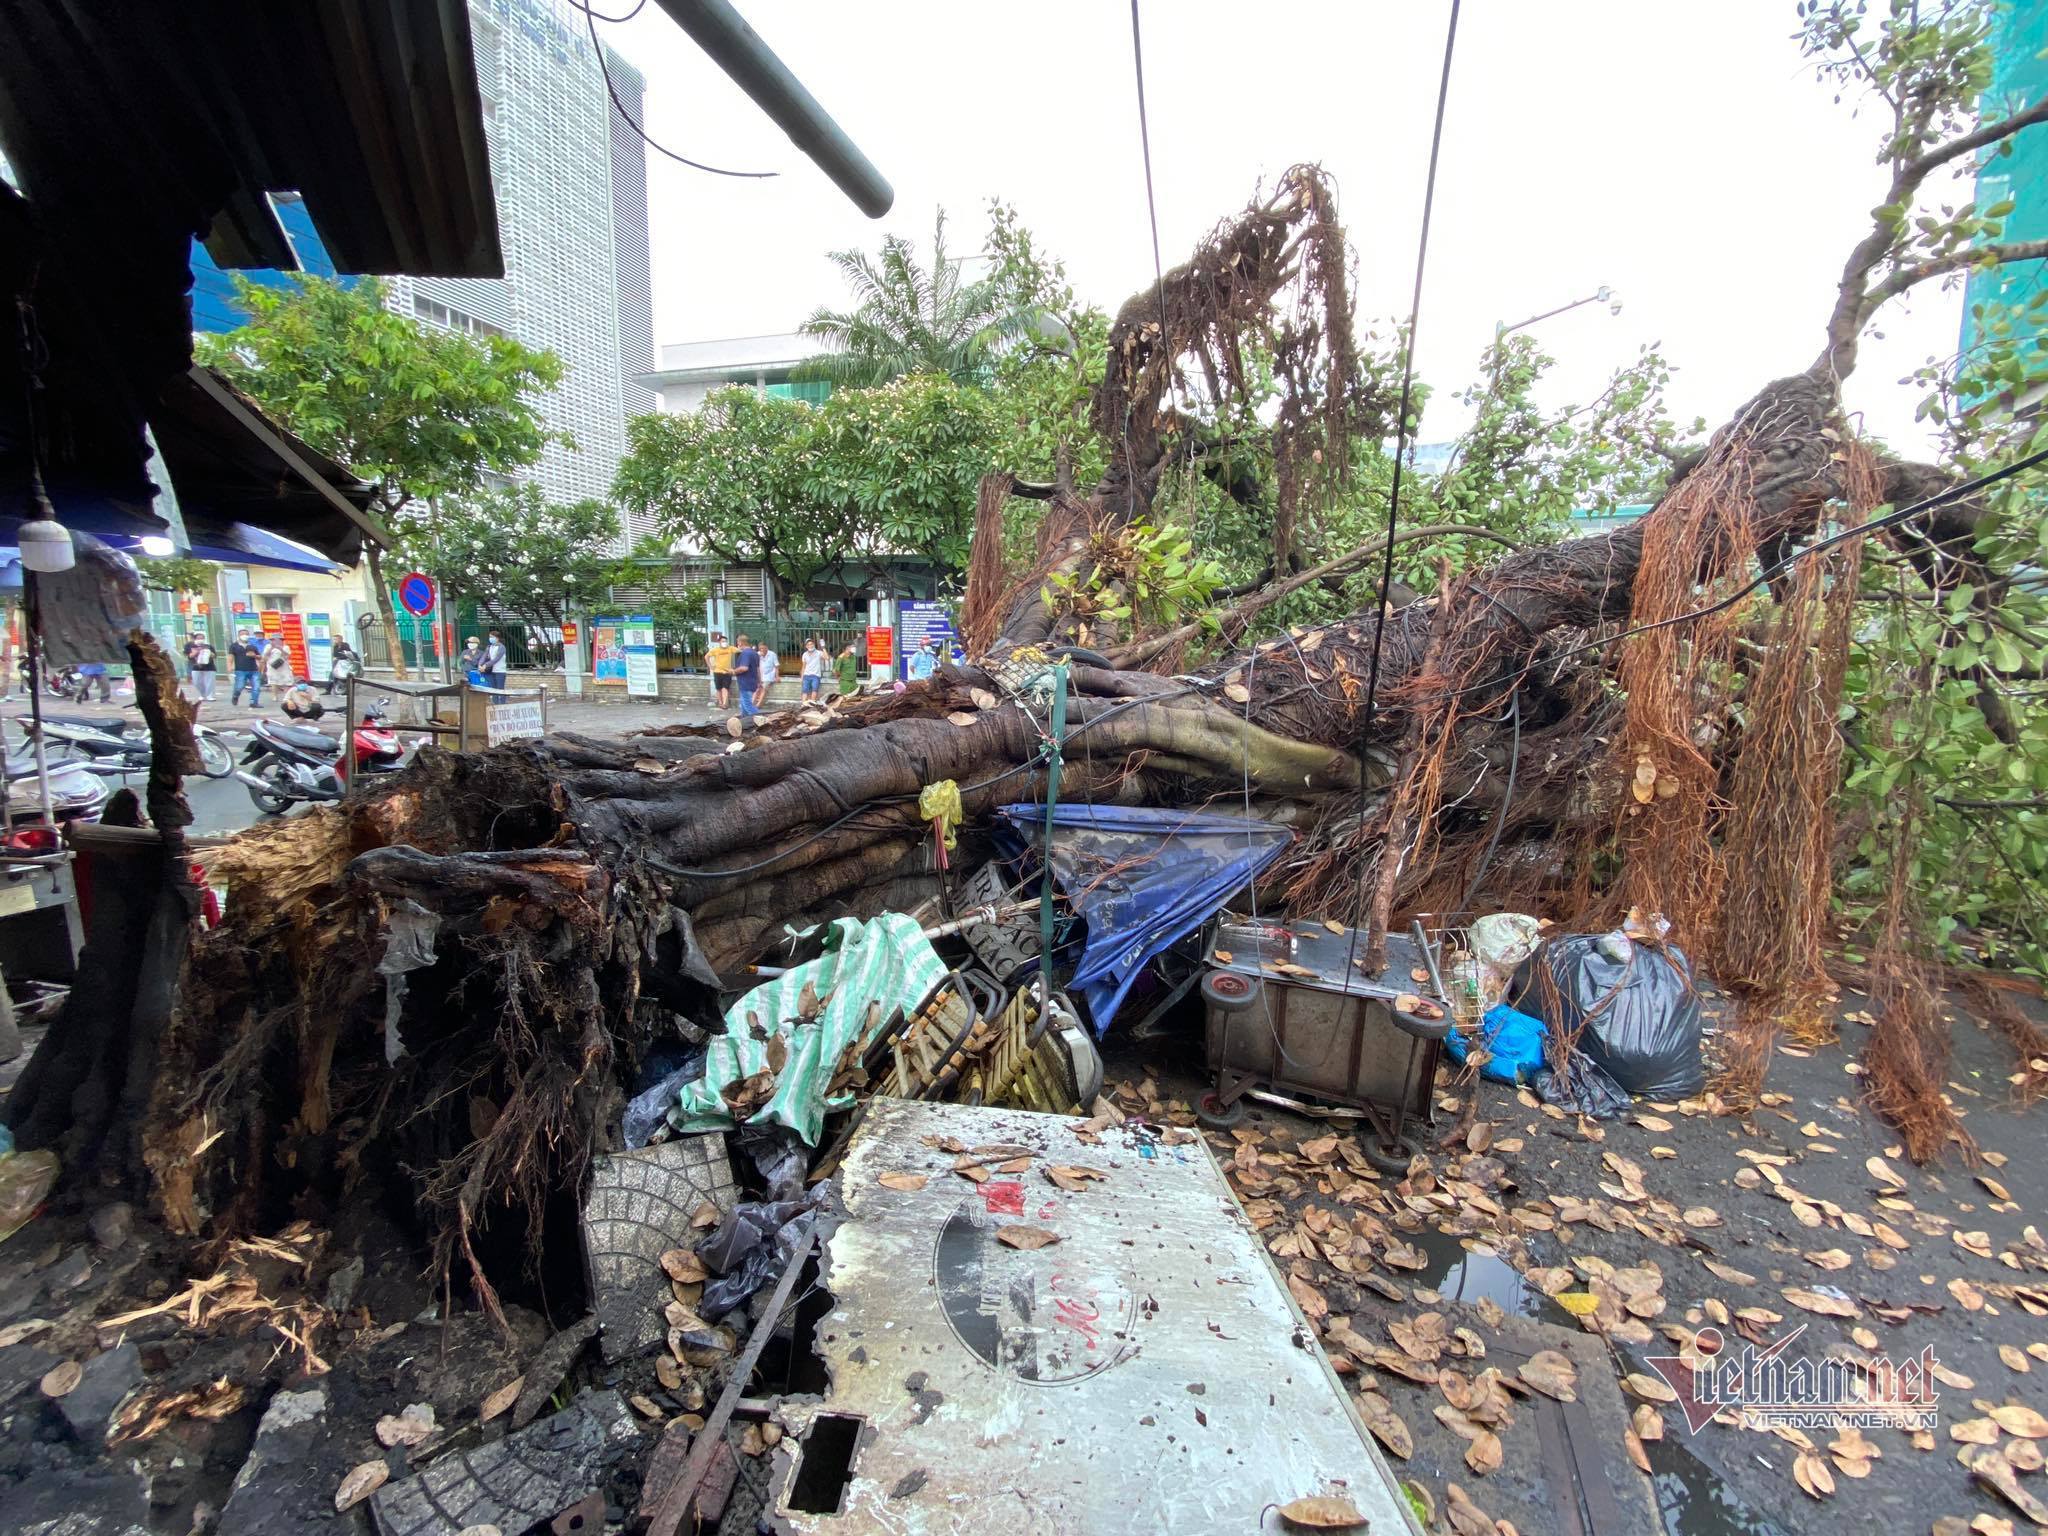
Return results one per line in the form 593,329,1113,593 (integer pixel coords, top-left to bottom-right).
585,1135,738,1361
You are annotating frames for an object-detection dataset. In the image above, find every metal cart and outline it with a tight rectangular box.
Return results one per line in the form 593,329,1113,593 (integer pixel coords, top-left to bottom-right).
1197,915,1450,1170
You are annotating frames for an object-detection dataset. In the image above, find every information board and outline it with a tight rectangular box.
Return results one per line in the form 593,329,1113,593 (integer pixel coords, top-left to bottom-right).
487,699,546,745
623,614,658,697
305,613,334,684
279,613,309,681
899,601,955,670
866,626,895,666
591,618,627,685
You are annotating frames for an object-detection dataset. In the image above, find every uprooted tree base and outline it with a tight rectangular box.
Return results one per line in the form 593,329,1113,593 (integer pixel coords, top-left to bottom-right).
12,161,2031,1307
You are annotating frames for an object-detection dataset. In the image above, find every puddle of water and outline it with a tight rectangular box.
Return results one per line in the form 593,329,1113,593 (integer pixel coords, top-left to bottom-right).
1401,1226,1552,1320
1645,1433,1794,1536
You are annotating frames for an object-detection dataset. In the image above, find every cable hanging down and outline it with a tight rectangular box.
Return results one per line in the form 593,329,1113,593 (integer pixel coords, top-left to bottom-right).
577,4,777,180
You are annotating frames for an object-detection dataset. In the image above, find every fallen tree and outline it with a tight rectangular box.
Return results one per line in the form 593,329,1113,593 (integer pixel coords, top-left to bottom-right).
12,7,2046,1300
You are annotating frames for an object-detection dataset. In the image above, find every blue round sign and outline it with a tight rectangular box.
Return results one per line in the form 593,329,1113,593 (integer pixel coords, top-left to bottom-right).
398,571,437,617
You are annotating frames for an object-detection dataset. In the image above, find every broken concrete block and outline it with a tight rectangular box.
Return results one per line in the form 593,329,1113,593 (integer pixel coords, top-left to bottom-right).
583,1136,736,1362
368,1391,642,1536
57,1342,141,1447
216,1387,339,1536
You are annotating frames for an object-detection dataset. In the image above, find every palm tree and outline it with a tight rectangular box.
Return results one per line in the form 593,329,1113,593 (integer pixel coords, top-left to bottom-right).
797,210,1041,388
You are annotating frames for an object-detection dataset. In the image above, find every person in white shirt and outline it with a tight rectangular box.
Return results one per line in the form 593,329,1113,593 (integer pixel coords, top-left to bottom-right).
800,638,826,699
758,643,781,707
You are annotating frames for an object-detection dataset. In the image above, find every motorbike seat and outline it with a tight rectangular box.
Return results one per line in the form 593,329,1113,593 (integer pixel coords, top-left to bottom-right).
268,724,335,753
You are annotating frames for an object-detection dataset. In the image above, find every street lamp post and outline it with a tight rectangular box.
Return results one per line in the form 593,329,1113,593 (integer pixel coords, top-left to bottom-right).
16,490,76,830
1498,286,1620,338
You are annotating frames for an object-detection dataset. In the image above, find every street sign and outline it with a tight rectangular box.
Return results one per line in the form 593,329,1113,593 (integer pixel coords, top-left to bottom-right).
398,571,437,617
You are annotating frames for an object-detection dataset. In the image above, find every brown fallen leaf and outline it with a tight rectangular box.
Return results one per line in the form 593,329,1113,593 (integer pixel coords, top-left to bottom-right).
1632,1403,1664,1442
1276,1494,1368,1529
1287,1272,1329,1322
1793,1449,1835,1499
655,1356,682,1392
690,1202,721,1229
1933,1362,1977,1390
953,1157,990,1184
1625,1428,1651,1475
375,1405,436,1448
1444,1482,1496,1536
335,1461,389,1512
995,1225,1061,1251
659,1248,708,1283
740,1423,766,1457
1954,1230,1994,1259
39,1361,82,1398
877,1171,928,1192
1866,1155,1907,1191
1804,1248,1853,1271
1466,1428,1503,1475
480,1377,522,1422
1951,1417,2003,1445
1519,1349,1578,1402
1702,1257,1757,1285
1357,1391,1413,1458
1829,1425,1880,1477
1624,1372,1678,1404
1963,1444,2048,1524
1782,1288,1859,1319
1998,1345,2030,1373
1988,1404,2048,1439
630,1393,665,1421
993,1156,1033,1174
1045,1164,1106,1192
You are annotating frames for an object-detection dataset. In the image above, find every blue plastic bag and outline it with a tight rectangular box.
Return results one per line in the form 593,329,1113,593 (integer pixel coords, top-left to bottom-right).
1444,1003,1546,1084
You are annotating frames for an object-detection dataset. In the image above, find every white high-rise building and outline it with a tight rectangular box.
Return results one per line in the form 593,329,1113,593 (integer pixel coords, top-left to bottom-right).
384,0,654,534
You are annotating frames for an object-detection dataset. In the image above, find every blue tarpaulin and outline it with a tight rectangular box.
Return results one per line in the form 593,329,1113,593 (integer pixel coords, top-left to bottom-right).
996,804,1292,1034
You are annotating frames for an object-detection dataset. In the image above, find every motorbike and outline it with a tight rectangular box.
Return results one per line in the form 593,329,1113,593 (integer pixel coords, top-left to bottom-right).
3,752,110,830
28,713,234,779
235,701,408,814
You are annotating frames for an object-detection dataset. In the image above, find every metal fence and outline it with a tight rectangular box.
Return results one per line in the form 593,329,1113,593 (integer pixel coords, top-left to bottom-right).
355,614,875,676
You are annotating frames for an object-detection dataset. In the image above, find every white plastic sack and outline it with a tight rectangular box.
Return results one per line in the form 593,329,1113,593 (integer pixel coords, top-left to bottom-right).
1469,912,1542,1007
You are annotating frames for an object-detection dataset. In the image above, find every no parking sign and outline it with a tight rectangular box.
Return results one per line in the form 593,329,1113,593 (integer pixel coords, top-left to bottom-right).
398,572,437,617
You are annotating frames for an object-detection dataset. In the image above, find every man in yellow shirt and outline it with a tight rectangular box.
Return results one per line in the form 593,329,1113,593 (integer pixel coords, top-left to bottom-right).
705,632,737,710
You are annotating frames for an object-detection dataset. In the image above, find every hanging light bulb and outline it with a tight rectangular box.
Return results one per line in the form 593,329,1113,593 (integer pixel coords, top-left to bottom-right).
16,465,75,573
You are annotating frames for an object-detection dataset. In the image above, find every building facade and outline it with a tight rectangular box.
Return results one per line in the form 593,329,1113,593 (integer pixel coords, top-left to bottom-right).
1959,0,2048,371
191,0,654,537
640,332,832,414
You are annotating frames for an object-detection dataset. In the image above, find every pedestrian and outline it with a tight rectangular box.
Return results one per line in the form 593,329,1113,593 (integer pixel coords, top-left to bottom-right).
460,636,482,685
480,629,509,691
229,629,262,706
800,637,825,700
732,633,761,723
909,636,939,682
325,637,359,696
78,659,112,701
264,636,296,696
835,641,859,698
758,640,780,709
187,632,217,707
705,631,736,710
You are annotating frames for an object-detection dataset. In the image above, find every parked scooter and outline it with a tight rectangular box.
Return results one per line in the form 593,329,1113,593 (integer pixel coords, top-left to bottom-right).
29,713,234,779
2,753,110,829
235,701,407,814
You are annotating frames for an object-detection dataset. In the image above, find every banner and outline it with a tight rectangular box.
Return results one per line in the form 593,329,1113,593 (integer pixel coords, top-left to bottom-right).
866,626,894,666
305,612,334,683
279,613,309,680
591,618,627,685
623,614,658,697
899,600,955,666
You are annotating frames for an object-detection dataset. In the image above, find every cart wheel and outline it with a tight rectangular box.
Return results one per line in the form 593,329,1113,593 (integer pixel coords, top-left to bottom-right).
1199,970,1260,1015
1359,1130,1420,1174
1195,1090,1247,1130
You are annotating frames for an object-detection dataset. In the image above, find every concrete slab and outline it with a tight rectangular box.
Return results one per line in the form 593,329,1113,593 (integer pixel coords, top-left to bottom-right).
768,1097,1422,1535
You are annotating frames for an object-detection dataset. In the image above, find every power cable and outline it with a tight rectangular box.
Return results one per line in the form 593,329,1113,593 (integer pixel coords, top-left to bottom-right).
1128,0,1176,414
579,6,776,180
1339,0,1462,986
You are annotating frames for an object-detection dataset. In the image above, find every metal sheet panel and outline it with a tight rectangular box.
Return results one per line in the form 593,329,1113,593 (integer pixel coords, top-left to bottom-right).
774,1097,1420,1535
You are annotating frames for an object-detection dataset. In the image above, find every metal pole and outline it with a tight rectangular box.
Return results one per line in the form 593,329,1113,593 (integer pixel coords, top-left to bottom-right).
652,0,894,218
1037,659,1069,1020
23,571,55,829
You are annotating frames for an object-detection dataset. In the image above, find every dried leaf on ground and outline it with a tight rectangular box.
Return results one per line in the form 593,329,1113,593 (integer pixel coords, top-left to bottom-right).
39,1361,82,1398
1782,1288,1859,1319
1951,1418,2003,1445
1702,1258,1757,1285
1998,1345,2030,1373
1804,1248,1853,1271
1046,1164,1106,1191
480,1377,522,1421
877,1171,927,1192
1519,1350,1578,1402
1964,1445,2048,1524
375,1404,436,1448
1793,1449,1835,1499
335,1462,389,1512
1988,1404,2048,1439
659,1248,708,1283
1466,1429,1504,1475
1276,1495,1368,1529
1866,1156,1907,1191
1632,1403,1664,1441
1624,1372,1678,1404
1356,1391,1413,1458
1288,1272,1330,1322
995,1225,1060,1250
1829,1426,1880,1476
1444,1483,1496,1536
1625,1428,1651,1474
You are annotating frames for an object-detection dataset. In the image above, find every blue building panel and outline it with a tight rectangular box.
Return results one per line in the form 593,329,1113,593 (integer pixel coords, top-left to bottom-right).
189,192,358,334
1959,0,2048,357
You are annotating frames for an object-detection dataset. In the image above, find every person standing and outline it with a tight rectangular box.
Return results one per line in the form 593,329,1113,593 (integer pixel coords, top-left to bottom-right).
732,633,761,723
325,637,359,696
480,630,509,691
705,632,736,710
229,630,262,706
187,632,217,707
800,638,825,700
909,636,939,682
264,637,296,697
834,641,859,698
758,640,781,710
78,659,112,701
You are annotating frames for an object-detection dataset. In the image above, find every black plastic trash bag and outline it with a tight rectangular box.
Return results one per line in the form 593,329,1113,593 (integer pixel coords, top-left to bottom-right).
621,1043,709,1149
1535,1053,1632,1119
1538,932,1704,1101
697,1194,822,1320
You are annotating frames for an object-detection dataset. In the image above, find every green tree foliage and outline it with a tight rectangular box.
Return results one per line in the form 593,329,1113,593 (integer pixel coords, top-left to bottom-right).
133,555,218,598
616,377,1004,597
196,274,563,674
797,209,1046,389
430,485,634,625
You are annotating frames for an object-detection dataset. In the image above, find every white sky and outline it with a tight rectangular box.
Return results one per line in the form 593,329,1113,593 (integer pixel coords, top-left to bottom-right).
601,0,1971,453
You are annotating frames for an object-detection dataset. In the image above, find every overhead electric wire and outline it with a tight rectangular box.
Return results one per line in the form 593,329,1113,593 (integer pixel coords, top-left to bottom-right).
579,5,777,179
1129,0,1176,413
1339,0,1462,983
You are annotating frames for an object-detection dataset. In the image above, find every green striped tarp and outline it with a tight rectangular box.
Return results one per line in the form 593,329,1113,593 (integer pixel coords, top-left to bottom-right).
669,913,947,1145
